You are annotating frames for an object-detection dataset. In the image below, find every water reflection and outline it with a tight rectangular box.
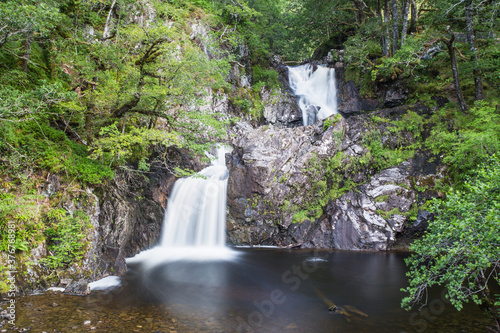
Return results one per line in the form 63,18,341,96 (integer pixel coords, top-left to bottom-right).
8,249,495,333
124,249,492,332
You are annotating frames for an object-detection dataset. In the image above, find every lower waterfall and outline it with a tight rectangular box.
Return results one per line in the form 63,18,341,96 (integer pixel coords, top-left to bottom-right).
127,146,236,264
288,63,338,126
160,147,229,248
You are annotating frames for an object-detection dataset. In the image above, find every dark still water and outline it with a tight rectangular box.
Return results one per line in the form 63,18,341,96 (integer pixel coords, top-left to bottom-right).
5,249,495,332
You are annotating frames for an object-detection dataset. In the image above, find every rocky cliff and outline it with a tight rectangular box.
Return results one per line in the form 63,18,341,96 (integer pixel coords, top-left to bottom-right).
225,62,439,250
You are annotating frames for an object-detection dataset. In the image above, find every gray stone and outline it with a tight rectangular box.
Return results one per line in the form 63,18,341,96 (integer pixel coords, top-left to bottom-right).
64,279,90,295
261,87,302,127
227,104,443,250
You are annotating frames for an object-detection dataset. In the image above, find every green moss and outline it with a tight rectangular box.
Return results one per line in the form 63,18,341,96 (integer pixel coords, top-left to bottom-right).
0,179,96,290
377,204,419,222
375,194,389,202
292,210,309,223
323,114,343,130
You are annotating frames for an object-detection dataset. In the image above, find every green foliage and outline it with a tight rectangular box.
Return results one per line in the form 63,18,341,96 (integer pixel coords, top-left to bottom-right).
42,209,90,269
402,156,500,324
229,87,266,121
252,65,279,89
0,120,114,185
0,82,74,120
344,34,376,72
363,130,416,171
0,266,10,293
0,192,45,253
0,0,237,191
0,170,98,289
90,123,180,167
372,36,426,81
481,42,500,89
173,167,206,179
426,101,500,181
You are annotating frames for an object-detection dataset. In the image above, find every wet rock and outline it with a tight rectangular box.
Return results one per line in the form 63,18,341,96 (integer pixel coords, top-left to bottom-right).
95,146,200,276
64,279,90,295
59,279,72,286
404,210,432,239
190,20,216,58
228,44,252,88
337,80,362,114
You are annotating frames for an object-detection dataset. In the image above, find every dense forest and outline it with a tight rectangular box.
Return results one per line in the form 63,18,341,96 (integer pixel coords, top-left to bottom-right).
0,0,499,329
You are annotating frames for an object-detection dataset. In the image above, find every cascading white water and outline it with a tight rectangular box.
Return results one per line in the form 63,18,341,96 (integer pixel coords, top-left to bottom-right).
126,146,236,264
160,147,229,248
288,64,338,126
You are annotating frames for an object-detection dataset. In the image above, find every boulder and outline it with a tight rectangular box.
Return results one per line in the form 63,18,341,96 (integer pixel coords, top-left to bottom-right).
261,87,303,127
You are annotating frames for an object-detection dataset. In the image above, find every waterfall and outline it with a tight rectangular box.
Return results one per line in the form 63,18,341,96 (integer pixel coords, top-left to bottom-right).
288,64,338,126
127,146,235,264
160,147,229,248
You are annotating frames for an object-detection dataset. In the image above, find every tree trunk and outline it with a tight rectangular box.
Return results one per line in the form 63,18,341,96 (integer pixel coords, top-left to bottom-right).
391,0,399,54
401,0,410,46
22,30,33,73
465,0,484,101
443,34,467,112
378,0,390,56
351,0,365,24
409,0,417,33
384,0,392,56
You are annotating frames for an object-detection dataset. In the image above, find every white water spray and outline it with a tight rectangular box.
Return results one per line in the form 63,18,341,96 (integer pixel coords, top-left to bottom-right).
288,64,338,126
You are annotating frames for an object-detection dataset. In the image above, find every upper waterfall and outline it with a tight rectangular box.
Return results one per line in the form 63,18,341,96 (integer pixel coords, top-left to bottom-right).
288,64,338,126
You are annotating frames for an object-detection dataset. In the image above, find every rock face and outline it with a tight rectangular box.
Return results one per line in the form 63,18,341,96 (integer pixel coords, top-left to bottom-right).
96,169,167,275
226,105,441,250
335,66,409,114
336,67,378,114
261,86,303,127
326,159,434,250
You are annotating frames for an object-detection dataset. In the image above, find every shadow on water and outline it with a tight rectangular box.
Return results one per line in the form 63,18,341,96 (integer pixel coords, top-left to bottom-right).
6,249,496,332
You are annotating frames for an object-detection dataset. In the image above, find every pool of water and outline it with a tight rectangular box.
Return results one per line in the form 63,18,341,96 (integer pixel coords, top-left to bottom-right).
2,249,494,332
